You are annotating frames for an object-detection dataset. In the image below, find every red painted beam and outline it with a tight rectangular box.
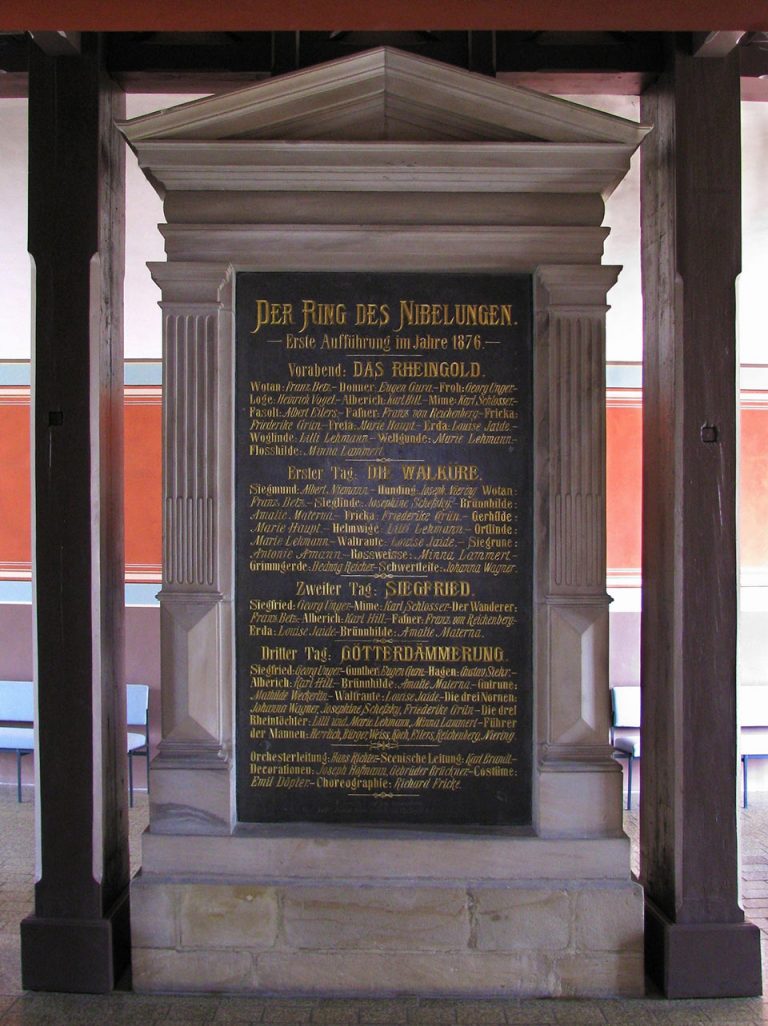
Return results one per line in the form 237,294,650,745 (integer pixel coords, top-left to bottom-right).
3,0,768,32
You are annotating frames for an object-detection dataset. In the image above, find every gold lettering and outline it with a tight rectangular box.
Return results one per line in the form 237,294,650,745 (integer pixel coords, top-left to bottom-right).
251,299,293,335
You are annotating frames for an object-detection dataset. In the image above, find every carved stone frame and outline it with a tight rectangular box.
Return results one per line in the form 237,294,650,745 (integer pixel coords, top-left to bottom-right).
148,247,622,841
121,49,648,994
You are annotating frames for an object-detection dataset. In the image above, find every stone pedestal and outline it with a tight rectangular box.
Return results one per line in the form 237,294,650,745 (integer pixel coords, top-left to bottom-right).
132,832,642,996
120,48,648,997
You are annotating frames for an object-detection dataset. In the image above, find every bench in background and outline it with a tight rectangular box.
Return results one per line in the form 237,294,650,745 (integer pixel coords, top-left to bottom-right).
610,686,640,811
0,680,150,804
127,683,150,808
0,681,34,802
611,684,768,810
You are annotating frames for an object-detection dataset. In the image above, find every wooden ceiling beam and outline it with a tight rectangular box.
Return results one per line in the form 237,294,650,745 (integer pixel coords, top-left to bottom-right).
691,31,746,56
28,30,81,55
2,29,767,100
497,71,655,95
3,0,768,32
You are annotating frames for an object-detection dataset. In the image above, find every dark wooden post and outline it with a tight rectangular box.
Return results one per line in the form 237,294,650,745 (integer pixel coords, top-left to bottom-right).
20,33,130,993
640,42,762,998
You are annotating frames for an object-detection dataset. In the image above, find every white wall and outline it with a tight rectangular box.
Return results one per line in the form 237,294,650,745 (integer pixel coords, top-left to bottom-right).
3,93,764,368
0,99,31,360
561,94,642,365
0,94,203,362
740,102,768,366
124,94,206,358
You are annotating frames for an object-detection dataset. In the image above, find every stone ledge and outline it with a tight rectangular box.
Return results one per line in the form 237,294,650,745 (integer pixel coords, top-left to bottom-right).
132,945,645,997
140,831,633,881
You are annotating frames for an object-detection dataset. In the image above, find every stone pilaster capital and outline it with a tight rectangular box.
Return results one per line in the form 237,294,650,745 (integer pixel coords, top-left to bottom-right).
148,261,233,306
535,264,621,311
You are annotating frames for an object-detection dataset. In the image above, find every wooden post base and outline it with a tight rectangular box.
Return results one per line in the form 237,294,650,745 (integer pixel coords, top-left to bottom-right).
20,889,131,994
645,898,762,999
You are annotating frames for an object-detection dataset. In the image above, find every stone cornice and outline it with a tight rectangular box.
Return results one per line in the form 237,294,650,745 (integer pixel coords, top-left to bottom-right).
132,139,637,199
156,225,610,269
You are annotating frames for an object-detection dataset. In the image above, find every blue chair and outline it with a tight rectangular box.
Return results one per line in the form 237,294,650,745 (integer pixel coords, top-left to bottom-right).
127,684,150,807
0,681,34,802
2,681,150,805
610,686,641,811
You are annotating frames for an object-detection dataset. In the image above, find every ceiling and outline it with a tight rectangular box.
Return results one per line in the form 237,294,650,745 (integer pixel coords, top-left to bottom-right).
1,29,767,99
3,0,768,32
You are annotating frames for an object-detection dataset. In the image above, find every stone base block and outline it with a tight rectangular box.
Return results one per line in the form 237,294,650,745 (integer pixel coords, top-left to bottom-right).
536,763,624,838
149,763,232,836
645,898,763,998
131,871,644,997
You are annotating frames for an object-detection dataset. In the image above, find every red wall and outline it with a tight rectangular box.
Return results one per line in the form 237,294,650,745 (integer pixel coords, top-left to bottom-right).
606,397,643,573
0,392,31,578
0,384,162,581
124,389,162,580
1,383,766,585
604,395,768,576
741,404,768,569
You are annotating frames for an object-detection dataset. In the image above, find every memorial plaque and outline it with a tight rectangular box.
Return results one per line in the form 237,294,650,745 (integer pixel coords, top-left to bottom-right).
235,272,533,825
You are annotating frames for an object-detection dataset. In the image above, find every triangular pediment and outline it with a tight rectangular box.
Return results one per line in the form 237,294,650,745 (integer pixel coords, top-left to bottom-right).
119,46,648,147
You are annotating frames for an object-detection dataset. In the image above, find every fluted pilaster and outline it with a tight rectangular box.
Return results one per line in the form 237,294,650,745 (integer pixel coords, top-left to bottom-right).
147,263,234,834
550,312,605,592
164,311,217,589
534,265,622,837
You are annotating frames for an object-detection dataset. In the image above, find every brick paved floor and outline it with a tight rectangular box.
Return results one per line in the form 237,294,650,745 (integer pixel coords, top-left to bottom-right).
740,798,768,938
2,784,768,1024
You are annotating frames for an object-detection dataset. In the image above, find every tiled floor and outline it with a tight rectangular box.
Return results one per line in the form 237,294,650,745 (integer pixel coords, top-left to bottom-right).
2,785,768,1024
741,799,768,936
